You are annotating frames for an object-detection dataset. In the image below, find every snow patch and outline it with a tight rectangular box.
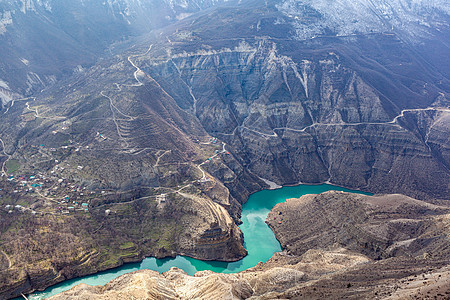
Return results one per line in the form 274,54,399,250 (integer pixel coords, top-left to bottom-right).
277,0,450,41
0,11,13,35
0,80,9,90
176,13,192,20
20,58,30,66
19,0,36,13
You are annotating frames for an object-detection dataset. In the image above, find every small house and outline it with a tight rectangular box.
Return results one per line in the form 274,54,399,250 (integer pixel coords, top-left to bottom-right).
156,194,167,205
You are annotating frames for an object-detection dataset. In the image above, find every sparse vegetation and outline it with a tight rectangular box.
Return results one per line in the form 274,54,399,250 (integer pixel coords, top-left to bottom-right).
5,160,20,174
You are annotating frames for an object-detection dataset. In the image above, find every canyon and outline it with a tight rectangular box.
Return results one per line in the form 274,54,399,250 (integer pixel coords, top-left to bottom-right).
0,0,448,298
48,192,450,299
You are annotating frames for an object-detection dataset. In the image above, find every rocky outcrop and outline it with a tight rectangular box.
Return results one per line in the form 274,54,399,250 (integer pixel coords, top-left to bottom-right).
0,189,247,299
171,192,247,261
267,192,450,260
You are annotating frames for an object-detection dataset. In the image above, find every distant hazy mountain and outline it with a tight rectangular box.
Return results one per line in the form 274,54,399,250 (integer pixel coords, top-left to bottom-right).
0,0,235,107
1,0,448,106
278,0,449,39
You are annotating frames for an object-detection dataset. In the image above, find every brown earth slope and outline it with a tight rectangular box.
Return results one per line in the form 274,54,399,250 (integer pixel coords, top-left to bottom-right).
267,192,450,260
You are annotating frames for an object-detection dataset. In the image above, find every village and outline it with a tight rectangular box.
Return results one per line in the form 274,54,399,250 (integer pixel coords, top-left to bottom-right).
0,168,99,216
0,133,230,219
0,96,231,219
0,122,120,216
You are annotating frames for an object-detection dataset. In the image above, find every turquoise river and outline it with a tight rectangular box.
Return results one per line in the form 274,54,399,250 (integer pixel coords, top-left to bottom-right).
29,184,371,299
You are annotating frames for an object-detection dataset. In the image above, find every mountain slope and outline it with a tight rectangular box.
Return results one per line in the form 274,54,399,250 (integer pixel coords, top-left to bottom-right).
0,0,236,106
143,1,449,199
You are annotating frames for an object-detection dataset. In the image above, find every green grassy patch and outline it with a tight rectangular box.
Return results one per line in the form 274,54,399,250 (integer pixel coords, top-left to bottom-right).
5,160,20,174
98,256,120,269
119,251,139,259
119,242,135,250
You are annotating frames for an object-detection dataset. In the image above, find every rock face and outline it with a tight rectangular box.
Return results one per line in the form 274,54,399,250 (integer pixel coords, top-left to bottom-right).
49,192,450,299
267,192,450,260
145,21,450,199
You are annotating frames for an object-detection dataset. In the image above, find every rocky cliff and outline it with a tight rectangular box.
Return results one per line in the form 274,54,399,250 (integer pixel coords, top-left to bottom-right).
267,192,450,260
145,34,449,200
